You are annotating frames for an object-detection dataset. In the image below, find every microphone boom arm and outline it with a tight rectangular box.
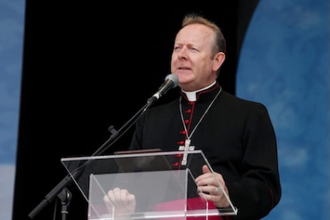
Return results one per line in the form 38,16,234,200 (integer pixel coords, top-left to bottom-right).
28,99,153,219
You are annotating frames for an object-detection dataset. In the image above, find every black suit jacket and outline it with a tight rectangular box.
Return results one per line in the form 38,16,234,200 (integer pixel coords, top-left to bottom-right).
129,83,281,220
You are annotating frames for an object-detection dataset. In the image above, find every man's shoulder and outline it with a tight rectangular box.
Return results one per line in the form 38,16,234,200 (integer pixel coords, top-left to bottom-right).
220,90,268,111
147,97,178,112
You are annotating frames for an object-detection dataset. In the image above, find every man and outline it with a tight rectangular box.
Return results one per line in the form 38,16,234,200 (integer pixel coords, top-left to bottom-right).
104,14,281,220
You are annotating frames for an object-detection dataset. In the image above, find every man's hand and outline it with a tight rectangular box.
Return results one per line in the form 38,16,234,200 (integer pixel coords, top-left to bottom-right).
103,187,136,219
195,165,230,208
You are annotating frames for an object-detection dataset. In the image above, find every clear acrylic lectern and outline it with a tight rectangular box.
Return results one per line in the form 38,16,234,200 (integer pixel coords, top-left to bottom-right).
61,150,237,219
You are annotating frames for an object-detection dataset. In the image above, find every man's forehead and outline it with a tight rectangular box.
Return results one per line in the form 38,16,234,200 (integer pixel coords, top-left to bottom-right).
175,25,213,46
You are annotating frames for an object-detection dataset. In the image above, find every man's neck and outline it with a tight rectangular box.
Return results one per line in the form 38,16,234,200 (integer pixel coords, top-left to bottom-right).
181,81,216,101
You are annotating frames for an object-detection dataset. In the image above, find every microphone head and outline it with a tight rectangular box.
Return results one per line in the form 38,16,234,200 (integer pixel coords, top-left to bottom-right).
165,74,179,88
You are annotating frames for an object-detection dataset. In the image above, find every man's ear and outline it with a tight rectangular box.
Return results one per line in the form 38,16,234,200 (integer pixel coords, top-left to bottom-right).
213,52,226,72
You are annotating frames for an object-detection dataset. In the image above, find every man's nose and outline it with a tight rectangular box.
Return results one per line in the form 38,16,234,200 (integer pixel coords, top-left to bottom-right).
178,48,188,59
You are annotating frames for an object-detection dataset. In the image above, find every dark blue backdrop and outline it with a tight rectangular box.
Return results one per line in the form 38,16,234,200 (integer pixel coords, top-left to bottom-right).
236,1,329,219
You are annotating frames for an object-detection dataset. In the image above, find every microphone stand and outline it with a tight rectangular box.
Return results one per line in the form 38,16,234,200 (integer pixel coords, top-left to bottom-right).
28,98,157,219
57,188,72,220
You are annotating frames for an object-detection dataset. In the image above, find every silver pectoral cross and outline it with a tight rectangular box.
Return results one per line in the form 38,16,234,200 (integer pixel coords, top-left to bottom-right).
178,139,195,165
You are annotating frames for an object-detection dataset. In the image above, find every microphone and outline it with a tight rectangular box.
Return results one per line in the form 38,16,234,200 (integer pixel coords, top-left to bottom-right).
151,74,179,100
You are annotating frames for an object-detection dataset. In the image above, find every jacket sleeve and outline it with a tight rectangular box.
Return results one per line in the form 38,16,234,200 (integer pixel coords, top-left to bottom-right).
128,112,145,150
227,103,281,220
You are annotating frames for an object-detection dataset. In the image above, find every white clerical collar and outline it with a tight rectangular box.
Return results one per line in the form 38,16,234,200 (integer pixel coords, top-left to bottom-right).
181,81,216,102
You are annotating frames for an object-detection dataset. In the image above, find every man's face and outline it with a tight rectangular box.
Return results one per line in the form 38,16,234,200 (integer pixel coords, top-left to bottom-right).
171,23,218,91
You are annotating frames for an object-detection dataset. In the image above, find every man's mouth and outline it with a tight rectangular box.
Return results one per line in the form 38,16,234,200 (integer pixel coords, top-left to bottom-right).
178,67,191,70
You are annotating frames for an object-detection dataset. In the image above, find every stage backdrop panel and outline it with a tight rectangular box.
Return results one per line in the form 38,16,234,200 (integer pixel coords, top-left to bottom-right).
236,0,329,219
0,1,25,220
